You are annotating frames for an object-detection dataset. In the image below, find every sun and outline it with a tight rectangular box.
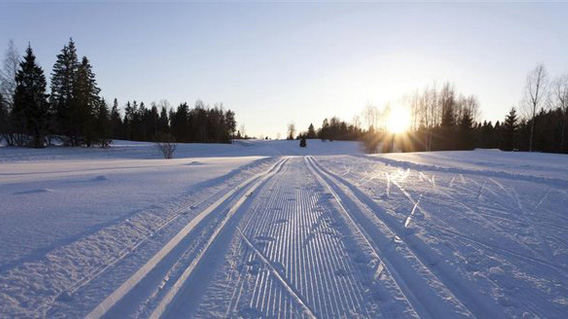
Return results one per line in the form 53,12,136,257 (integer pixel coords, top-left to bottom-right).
386,107,411,134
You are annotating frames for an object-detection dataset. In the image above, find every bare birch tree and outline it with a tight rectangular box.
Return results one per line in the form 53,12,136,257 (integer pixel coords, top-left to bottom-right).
419,84,439,151
287,121,296,140
523,64,548,152
362,104,380,131
0,40,20,109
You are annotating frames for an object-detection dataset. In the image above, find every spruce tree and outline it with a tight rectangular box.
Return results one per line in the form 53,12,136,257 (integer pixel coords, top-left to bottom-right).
307,123,317,139
157,106,169,135
502,107,518,151
458,110,474,150
95,98,111,147
75,56,101,146
320,118,329,141
50,38,79,142
110,98,122,139
148,104,159,139
224,109,236,142
171,103,189,142
124,101,138,140
0,93,7,141
12,45,49,148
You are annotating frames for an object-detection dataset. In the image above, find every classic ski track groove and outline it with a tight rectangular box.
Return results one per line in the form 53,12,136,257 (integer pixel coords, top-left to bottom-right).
306,156,507,319
64,162,263,297
86,157,288,319
305,157,455,318
221,158,376,319
39,158,279,318
236,227,317,319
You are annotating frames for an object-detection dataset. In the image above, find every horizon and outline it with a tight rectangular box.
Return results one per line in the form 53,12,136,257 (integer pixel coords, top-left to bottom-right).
2,2,568,138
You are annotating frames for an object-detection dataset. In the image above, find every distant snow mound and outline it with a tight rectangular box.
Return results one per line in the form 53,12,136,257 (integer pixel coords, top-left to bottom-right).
14,188,54,195
186,161,205,166
473,148,502,152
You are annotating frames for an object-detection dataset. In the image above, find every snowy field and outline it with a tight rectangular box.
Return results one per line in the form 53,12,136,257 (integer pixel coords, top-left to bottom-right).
1,140,567,318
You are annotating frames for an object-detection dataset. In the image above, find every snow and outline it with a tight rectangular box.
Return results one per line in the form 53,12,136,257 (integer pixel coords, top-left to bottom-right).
1,140,567,318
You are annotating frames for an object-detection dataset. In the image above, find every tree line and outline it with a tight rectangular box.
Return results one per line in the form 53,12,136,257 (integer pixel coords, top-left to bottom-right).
0,40,236,148
296,67,568,154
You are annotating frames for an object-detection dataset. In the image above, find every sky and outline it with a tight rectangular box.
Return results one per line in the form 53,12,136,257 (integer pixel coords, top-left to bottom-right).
1,1,568,139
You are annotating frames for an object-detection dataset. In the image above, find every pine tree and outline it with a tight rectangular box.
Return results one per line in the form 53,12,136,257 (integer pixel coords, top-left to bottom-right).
319,118,329,141
50,38,79,141
307,123,317,139
502,107,518,151
95,98,111,147
12,45,49,148
138,101,147,140
0,93,7,140
110,98,122,139
458,110,474,150
171,103,189,142
75,56,101,146
157,106,169,135
124,101,139,140
148,104,159,140
224,109,236,142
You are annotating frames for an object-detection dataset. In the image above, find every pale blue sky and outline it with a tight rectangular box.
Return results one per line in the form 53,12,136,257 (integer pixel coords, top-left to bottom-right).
1,2,567,138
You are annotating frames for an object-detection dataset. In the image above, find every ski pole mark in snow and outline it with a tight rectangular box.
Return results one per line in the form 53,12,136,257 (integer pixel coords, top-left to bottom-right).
385,172,391,198
476,181,487,202
419,172,435,186
449,174,457,188
535,188,552,210
510,187,555,261
386,166,550,262
404,195,423,228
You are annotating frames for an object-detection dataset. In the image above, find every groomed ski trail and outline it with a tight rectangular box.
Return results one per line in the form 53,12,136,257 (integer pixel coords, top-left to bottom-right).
86,158,289,319
305,156,505,319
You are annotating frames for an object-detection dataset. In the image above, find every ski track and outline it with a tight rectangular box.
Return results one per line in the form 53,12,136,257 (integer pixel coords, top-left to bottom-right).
85,158,289,319
0,157,279,319
317,155,568,318
343,157,553,261
3,149,568,319
306,156,507,318
194,157,404,319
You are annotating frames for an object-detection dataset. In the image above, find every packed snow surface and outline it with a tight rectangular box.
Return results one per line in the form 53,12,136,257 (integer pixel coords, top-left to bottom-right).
1,139,567,318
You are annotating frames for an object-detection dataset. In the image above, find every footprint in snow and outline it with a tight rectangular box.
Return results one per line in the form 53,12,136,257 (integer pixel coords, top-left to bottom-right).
56,291,73,302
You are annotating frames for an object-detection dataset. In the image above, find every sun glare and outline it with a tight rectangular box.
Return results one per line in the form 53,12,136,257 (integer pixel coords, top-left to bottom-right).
386,107,411,134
